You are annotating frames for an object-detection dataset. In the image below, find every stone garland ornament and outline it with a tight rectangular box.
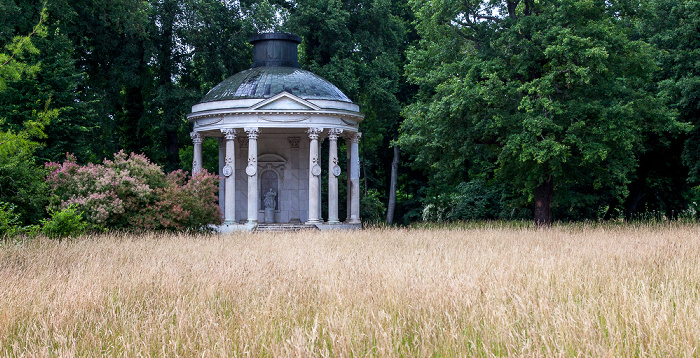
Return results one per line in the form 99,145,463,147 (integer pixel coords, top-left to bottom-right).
332,157,341,177
247,154,257,176
310,155,320,176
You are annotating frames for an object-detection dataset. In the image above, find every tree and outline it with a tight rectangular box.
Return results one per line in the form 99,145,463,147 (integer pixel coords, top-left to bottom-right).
400,0,685,225
285,0,419,222
0,3,56,225
9,0,262,170
0,110,53,225
637,0,700,217
0,2,46,91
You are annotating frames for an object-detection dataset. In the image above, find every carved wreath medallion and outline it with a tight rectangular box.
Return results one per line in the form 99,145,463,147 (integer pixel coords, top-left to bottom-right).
246,165,257,176
222,164,233,177
311,164,322,177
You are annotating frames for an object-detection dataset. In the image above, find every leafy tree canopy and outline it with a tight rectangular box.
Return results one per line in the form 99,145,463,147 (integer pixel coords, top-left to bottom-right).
0,4,55,224
400,0,688,225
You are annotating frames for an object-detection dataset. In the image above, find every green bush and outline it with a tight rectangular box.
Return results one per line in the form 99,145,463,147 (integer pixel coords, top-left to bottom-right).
40,204,87,239
421,180,503,222
360,188,386,224
0,129,50,226
0,201,21,238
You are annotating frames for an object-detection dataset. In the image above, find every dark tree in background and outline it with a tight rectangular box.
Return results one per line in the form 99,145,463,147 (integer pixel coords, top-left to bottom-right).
283,0,422,223
399,0,687,225
1,0,699,226
629,0,700,219
0,0,269,166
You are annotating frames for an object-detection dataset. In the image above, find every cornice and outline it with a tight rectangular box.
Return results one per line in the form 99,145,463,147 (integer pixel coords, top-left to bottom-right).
187,110,364,126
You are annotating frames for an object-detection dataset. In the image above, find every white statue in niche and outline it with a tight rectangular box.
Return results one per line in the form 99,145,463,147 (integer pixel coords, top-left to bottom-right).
264,188,277,209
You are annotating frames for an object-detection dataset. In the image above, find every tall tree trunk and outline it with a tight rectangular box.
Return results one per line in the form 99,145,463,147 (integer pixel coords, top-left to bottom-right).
534,176,553,226
386,146,399,224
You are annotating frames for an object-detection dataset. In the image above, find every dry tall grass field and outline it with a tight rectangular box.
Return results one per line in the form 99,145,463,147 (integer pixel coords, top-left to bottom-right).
1,224,699,357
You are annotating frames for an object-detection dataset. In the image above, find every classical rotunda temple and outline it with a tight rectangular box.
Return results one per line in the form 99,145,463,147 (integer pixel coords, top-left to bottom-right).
187,33,363,231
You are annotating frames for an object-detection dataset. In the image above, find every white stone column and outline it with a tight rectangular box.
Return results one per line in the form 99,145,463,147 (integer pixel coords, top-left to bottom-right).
307,127,323,224
217,137,225,217
221,129,236,224
346,142,351,222
245,127,260,224
318,137,324,221
349,132,362,224
327,129,343,224
190,131,203,174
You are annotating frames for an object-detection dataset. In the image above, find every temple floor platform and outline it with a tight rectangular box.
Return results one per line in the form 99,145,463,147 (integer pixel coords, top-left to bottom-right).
215,222,361,233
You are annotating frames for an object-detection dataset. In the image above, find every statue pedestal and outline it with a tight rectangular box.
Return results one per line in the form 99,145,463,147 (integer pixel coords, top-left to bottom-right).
264,207,275,223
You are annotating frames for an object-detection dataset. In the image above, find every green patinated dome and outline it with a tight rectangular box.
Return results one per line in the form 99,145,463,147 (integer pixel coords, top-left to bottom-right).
200,66,352,103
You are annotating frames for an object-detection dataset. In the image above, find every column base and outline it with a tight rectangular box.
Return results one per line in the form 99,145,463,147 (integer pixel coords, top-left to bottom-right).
217,221,257,233
316,222,361,230
305,220,322,225
327,220,341,224
348,219,361,224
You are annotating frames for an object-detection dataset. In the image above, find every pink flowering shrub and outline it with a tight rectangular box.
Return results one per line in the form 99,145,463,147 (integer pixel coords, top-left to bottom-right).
128,170,222,230
46,151,222,231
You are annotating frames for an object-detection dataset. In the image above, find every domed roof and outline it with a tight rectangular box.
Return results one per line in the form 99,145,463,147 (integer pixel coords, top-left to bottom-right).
200,66,352,103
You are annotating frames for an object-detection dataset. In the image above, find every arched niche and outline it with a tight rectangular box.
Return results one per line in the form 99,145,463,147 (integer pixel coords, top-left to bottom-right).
257,153,287,211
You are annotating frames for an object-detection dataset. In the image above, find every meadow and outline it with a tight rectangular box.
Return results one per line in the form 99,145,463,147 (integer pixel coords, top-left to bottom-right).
0,223,698,357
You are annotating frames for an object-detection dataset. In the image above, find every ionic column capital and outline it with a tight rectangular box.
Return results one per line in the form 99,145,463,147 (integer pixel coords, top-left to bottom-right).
244,127,260,139
190,131,203,143
307,127,324,140
346,132,362,143
220,128,236,140
327,128,344,140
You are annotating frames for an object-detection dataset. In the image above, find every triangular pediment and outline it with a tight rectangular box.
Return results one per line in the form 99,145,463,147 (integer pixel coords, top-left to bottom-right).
250,92,320,111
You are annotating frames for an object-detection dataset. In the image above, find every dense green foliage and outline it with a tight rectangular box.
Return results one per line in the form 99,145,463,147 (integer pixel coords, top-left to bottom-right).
1,0,699,227
630,0,700,219
0,202,21,237
0,5,55,225
400,0,691,225
282,0,421,224
40,204,87,239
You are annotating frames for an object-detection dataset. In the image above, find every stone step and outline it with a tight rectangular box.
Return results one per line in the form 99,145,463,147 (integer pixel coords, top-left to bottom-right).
254,224,319,233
